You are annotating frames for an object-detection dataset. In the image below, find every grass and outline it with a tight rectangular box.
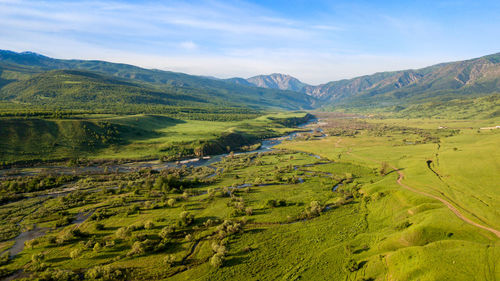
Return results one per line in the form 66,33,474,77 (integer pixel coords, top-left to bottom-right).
0,114,498,280
0,112,310,163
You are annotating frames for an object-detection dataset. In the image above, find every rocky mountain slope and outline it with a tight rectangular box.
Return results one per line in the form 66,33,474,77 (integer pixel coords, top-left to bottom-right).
228,52,500,108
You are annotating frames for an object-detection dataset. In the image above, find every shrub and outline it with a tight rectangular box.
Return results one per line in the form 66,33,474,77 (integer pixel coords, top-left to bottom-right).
115,227,131,239
55,217,73,227
70,228,88,238
69,248,82,259
210,253,224,268
245,207,253,216
379,162,390,175
163,254,176,267
25,238,39,249
144,220,155,230
302,201,324,218
32,252,45,263
159,226,176,239
84,265,124,280
38,268,79,281
211,242,227,255
179,211,194,226
344,258,359,272
127,241,145,257
93,242,102,253
167,198,176,207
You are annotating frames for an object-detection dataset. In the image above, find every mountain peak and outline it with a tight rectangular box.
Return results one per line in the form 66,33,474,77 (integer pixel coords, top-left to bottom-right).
246,73,308,91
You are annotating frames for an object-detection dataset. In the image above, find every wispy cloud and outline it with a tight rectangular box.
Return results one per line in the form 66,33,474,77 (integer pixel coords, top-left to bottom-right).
1,0,499,84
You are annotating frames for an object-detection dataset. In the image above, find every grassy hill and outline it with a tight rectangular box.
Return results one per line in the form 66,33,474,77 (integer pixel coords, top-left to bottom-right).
0,51,316,112
0,113,312,164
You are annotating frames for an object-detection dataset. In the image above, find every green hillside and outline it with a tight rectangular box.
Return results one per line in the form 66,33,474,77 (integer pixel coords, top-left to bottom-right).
0,113,312,164
0,51,316,111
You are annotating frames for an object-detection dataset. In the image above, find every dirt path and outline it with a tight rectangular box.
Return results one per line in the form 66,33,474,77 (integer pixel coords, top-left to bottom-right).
393,167,500,238
340,145,500,239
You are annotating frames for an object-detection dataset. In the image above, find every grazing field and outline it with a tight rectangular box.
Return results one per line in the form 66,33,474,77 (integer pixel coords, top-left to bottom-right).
0,113,498,281
0,112,310,164
278,114,500,280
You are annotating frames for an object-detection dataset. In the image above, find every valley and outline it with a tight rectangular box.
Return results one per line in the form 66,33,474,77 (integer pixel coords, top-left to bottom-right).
0,49,499,281
0,112,498,280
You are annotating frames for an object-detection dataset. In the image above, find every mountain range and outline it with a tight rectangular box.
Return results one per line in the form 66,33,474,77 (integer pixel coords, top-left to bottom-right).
0,50,315,112
1,50,500,112
228,53,500,108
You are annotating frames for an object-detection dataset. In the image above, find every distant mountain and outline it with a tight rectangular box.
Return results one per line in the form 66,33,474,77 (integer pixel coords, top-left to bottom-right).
227,53,500,109
0,50,316,111
304,53,500,108
246,73,308,92
0,69,209,108
2,49,500,112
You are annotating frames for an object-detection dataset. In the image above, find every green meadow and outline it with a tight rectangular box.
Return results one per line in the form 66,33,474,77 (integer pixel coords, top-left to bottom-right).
0,113,498,280
0,112,309,164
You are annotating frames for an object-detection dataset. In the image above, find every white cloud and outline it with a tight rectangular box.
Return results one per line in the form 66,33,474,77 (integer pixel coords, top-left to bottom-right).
0,0,491,85
179,41,198,51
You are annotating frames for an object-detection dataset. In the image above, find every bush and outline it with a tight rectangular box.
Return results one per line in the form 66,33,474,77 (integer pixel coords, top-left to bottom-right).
302,201,324,218
25,238,40,249
69,248,82,259
95,223,105,231
32,252,45,263
159,225,176,239
144,220,155,230
127,241,145,257
344,258,359,272
210,253,224,268
163,254,176,267
179,211,194,226
55,216,73,227
84,265,124,280
127,240,156,257
38,268,79,281
167,198,176,207
266,199,286,208
115,227,131,239
93,242,102,253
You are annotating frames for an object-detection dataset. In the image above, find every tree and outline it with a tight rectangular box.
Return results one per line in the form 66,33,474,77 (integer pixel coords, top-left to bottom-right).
179,211,194,226
210,253,224,268
159,225,176,239
115,227,131,239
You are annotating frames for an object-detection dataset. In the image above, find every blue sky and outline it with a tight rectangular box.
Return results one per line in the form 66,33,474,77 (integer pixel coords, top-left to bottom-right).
1,0,500,84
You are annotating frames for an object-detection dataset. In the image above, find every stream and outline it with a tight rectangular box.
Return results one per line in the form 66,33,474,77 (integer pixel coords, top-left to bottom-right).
0,119,323,178
1,119,325,259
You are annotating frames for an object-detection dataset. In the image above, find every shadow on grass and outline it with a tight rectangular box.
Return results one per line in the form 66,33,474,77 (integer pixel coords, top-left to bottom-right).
92,253,118,260
244,228,266,234
46,256,70,263
222,255,247,267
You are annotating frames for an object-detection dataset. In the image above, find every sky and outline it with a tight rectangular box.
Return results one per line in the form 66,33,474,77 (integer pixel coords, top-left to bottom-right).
1,0,500,84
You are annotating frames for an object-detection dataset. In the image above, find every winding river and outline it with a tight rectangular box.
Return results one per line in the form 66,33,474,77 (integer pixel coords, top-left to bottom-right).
1,119,325,258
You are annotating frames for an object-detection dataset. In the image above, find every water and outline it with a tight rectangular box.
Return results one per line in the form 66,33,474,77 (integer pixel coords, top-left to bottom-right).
1,119,323,258
0,119,322,177
7,225,47,257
